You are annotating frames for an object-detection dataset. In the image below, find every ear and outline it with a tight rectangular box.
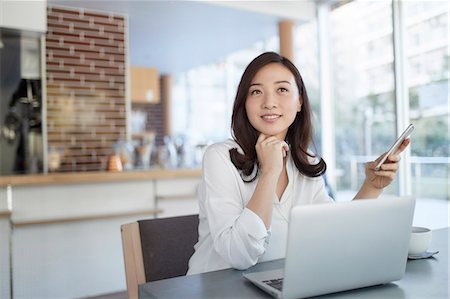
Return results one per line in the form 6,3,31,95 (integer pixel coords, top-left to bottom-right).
297,98,302,112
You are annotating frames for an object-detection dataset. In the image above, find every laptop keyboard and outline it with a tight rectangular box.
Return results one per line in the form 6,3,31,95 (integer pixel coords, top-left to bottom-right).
263,278,283,291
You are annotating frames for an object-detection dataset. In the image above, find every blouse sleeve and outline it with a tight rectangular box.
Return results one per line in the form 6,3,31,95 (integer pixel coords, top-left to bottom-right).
311,176,334,204
201,145,269,270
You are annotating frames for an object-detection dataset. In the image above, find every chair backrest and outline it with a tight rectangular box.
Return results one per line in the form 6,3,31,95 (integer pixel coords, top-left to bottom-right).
121,214,199,299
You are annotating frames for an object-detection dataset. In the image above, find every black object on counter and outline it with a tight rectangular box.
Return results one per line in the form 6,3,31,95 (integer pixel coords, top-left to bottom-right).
2,78,42,173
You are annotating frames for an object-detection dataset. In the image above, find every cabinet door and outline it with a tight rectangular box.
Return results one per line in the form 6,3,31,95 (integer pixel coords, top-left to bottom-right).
0,214,11,299
131,66,160,103
0,0,47,32
155,178,201,218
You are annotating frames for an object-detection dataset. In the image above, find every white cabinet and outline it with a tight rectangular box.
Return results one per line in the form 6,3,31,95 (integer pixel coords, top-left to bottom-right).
11,181,156,223
155,177,201,218
6,175,201,298
9,180,157,298
0,215,11,299
0,188,11,299
0,0,47,33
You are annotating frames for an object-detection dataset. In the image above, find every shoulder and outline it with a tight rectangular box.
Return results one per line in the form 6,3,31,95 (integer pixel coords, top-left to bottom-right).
202,139,242,177
204,139,241,159
306,150,321,165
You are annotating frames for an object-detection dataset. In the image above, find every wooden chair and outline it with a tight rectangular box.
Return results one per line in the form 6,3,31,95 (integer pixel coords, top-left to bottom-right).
120,214,199,299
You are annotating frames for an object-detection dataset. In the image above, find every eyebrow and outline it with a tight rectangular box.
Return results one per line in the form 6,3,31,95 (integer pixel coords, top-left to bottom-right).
275,80,291,85
249,80,292,87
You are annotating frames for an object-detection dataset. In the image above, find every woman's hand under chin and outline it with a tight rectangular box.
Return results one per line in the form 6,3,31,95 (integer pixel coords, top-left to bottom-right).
255,133,289,177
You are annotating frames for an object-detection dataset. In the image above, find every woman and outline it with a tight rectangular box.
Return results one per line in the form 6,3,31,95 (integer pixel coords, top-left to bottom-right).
187,52,409,275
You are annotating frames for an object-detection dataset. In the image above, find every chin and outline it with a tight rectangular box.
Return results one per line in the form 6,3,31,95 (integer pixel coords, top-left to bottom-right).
258,129,287,139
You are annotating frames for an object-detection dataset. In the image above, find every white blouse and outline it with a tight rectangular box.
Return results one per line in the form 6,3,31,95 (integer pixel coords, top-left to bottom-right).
187,139,332,275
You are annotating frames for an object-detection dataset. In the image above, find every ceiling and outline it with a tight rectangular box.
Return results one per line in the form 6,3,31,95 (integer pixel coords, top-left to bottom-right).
47,0,315,74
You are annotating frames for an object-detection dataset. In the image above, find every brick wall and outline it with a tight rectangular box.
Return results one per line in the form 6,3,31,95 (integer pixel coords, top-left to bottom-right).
146,77,166,146
46,6,126,172
133,77,167,147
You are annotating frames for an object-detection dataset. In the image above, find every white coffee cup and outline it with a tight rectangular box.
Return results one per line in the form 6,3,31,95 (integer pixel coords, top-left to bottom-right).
408,226,432,255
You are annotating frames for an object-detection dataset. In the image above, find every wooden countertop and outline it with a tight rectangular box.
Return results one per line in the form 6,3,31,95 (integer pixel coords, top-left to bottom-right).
0,168,202,186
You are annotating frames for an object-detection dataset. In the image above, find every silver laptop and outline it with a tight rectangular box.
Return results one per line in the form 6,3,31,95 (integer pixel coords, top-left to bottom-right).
243,197,415,299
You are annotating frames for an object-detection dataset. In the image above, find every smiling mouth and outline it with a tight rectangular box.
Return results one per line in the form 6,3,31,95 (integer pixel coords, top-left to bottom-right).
261,114,281,120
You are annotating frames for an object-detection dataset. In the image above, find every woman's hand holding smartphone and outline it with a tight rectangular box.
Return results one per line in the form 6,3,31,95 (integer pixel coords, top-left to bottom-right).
374,124,414,171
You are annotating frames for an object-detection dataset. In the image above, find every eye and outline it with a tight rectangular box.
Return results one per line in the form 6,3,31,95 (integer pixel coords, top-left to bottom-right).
278,87,288,93
250,89,262,96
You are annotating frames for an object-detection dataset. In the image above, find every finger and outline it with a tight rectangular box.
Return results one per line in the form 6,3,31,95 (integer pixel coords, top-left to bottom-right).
257,133,267,144
373,170,396,180
386,154,401,163
366,161,377,171
268,139,288,149
281,141,289,158
257,134,274,148
379,162,398,172
265,137,282,145
263,139,288,157
394,138,410,155
264,138,281,144
374,153,387,163
265,139,285,150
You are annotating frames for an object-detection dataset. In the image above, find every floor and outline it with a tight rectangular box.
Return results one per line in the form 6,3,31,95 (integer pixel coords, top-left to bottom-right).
82,290,127,299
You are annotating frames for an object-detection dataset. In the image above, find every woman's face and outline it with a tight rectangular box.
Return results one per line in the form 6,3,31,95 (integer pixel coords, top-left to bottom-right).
245,63,302,140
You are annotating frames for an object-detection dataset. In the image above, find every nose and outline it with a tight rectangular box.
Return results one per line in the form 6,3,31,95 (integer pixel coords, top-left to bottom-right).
262,93,278,109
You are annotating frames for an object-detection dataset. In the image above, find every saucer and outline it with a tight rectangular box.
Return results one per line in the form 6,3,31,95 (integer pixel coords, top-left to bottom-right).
408,250,439,260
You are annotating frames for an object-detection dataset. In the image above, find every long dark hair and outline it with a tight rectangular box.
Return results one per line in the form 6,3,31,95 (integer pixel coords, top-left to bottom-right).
229,52,326,182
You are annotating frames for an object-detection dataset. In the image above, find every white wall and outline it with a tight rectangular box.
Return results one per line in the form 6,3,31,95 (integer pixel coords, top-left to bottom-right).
207,0,315,21
0,0,47,33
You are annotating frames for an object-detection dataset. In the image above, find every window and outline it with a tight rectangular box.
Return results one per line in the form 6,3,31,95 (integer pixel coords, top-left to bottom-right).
403,0,449,200
171,38,278,144
321,0,448,230
294,18,322,151
329,0,397,198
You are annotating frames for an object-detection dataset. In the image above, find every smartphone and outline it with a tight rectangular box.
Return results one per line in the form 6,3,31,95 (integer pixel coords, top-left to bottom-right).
374,124,414,171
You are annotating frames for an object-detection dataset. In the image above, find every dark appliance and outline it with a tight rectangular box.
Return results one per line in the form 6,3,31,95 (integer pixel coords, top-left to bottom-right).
2,78,42,173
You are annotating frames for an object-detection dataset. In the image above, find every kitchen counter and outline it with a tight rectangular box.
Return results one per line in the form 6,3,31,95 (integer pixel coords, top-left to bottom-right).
2,168,202,299
0,168,202,186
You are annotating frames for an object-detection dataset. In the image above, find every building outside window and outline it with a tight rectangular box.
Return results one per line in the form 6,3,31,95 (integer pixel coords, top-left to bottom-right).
403,1,449,200
171,37,279,144
329,0,398,198
325,0,448,204
294,18,322,151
